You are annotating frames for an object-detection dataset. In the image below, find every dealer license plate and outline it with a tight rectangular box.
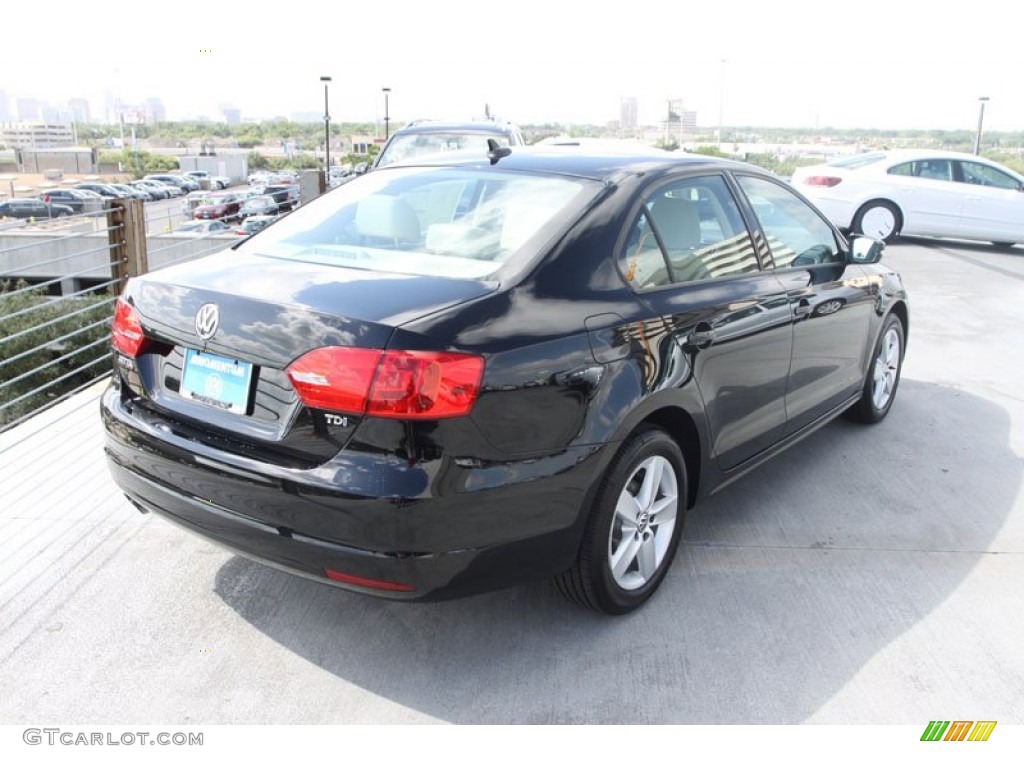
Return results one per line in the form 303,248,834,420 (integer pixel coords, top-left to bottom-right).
179,349,253,414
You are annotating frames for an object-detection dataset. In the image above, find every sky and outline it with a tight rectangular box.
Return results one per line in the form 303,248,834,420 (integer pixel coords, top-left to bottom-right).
2,0,1021,132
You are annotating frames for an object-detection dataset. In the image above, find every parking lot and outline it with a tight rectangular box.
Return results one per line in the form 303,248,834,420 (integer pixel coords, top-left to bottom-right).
0,237,1021,724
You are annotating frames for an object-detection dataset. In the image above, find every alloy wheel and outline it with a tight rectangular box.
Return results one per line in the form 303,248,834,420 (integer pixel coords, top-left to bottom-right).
608,455,679,590
872,327,901,410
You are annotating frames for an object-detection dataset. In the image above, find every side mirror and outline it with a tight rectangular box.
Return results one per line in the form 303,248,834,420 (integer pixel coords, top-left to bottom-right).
849,235,885,264
354,162,369,175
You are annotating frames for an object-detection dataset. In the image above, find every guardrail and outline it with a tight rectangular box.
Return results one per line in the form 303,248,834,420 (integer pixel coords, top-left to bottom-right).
0,199,239,432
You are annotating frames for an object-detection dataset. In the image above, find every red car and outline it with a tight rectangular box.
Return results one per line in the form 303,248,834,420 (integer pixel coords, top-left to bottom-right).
193,193,243,222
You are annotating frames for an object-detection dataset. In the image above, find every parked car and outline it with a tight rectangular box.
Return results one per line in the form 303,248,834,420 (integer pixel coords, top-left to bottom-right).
237,194,278,219
136,179,183,198
145,174,200,192
235,214,277,236
790,149,1024,246
371,119,526,169
172,220,232,236
74,182,122,199
36,189,90,213
68,188,102,200
193,192,244,222
131,181,169,200
111,183,151,201
184,170,231,190
248,170,273,186
0,198,75,219
260,184,299,212
102,146,908,614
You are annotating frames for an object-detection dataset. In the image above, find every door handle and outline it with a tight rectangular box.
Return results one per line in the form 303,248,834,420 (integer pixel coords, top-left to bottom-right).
688,324,716,349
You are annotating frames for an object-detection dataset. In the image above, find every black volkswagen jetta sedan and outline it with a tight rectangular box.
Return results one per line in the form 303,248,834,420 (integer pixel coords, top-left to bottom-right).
102,146,908,614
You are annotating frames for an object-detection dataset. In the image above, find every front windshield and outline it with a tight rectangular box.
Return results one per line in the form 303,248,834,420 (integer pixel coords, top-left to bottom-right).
377,132,512,168
238,166,598,280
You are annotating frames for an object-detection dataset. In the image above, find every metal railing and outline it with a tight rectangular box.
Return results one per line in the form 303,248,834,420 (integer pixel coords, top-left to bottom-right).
0,198,237,433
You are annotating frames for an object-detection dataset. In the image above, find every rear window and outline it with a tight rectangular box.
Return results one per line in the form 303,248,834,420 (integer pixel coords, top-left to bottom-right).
827,152,887,169
239,166,598,279
377,132,513,168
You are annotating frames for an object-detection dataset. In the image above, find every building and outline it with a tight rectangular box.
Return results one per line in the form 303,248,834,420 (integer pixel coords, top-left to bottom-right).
222,108,241,125
620,97,638,130
16,98,41,122
0,122,74,149
349,135,377,155
15,147,98,174
661,99,698,144
40,104,62,123
68,98,92,124
145,98,166,124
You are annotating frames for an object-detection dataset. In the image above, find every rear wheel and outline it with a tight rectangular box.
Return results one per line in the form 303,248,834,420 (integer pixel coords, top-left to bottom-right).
845,313,904,424
853,201,902,243
555,428,686,615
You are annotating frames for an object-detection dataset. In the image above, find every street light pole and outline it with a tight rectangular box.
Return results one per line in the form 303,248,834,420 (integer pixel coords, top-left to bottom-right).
383,87,391,140
974,96,989,155
320,76,332,181
718,58,726,148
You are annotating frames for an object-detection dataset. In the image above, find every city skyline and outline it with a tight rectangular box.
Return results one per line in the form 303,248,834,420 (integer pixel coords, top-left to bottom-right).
1,0,1020,132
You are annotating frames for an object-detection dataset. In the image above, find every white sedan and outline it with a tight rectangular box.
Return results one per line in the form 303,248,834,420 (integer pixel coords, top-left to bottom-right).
791,149,1024,246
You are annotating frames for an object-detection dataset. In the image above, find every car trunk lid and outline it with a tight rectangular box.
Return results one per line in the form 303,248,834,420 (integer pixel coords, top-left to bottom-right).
117,251,494,463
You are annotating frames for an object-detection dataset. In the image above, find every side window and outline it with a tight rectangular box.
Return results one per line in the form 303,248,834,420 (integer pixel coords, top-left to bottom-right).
621,175,758,289
736,175,841,269
888,162,914,177
959,161,1021,189
915,159,952,181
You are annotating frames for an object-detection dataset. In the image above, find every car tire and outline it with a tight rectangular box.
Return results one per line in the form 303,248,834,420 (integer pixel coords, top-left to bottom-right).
555,427,686,615
844,313,905,424
853,201,902,243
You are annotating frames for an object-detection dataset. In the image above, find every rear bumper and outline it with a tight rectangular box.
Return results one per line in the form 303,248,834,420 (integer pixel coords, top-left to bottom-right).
101,385,610,600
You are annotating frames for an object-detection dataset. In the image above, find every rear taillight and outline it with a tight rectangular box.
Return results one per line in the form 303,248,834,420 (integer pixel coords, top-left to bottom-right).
803,175,843,187
286,347,484,420
285,347,381,414
111,298,149,357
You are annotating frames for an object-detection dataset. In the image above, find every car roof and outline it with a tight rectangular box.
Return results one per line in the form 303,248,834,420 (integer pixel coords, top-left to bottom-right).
393,119,520,134
375,144,760,183
850,148,1004,163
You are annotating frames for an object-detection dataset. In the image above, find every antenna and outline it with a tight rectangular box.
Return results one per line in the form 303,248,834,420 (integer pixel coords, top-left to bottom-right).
486,138,511,165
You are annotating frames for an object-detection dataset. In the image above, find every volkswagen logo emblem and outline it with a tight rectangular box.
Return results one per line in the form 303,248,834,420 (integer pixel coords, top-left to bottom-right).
195,303,220,341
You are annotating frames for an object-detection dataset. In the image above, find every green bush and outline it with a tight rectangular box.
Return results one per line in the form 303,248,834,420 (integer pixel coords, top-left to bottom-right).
247,151,269,170
0,281,113,428
97,149,180,178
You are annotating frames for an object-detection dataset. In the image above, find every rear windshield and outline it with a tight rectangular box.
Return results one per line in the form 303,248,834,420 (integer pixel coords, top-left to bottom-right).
826,152,887,169
239,166,598,279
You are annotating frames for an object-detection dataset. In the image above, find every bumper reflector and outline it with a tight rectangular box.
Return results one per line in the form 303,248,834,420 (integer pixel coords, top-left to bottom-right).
324,568,416,592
